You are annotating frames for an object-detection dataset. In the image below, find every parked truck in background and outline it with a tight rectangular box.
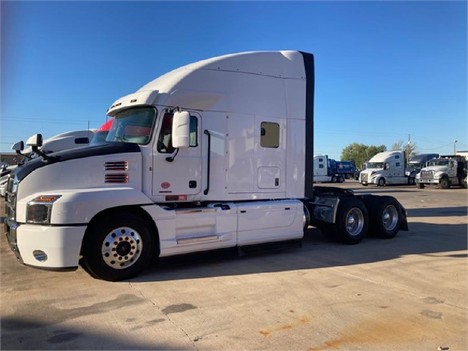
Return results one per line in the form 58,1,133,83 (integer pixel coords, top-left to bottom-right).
415,155,467,189
405,153,439,181
359,150,413,186
1,129,96,197
333,160,356,179
4,51,408,281
313,155,345,183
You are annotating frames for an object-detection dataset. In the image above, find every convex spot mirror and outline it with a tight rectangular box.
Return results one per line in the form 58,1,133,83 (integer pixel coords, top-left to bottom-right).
26,134,43,148
172,111,190,149
11,141,24,152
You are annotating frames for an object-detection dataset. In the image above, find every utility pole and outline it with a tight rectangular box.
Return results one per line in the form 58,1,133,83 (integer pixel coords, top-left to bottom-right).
407,134,411,164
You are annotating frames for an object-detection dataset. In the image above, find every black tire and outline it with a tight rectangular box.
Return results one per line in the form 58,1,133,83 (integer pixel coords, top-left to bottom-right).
416,183,425,189
367,196,401,239
378,178,386,187
439,177,450,189
81,211,156,281
319,198,368,245
408,177,415,185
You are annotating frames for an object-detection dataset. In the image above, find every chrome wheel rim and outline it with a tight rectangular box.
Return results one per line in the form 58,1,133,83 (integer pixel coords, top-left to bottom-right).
382,205,398,232
346,208,365,236
101,227,142,269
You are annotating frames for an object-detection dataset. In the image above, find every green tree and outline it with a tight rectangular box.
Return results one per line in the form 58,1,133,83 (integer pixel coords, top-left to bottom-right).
391,140,417,161
341,143,387,169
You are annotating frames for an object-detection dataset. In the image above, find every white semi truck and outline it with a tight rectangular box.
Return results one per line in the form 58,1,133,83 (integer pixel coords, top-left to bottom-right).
415,155,467,189
313,155,344,183
359,150,412,186
1,130,96,197
4,51,408,281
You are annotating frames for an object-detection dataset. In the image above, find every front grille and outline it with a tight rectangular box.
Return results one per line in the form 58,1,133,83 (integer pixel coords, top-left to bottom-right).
5,175,17,221
420,170,433,179
105,174,129,183
105,161,128,171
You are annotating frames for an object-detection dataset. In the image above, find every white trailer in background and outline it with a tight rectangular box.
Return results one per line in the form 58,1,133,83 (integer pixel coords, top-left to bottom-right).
4,51,408,281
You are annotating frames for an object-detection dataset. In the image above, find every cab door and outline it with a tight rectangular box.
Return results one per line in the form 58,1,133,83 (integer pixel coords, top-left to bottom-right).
152,110,202,200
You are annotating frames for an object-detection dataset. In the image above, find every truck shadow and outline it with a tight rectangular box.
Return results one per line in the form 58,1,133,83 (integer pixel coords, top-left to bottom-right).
408,206,468,217
132,205,468,283
1,317,170,350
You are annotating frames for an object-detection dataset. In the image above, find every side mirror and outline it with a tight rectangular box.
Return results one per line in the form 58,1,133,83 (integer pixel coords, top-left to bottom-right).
26,134,43,148
172,111,190,149
11,141,24,152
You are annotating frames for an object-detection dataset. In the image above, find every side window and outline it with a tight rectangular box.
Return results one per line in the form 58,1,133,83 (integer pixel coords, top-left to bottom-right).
189,116,198,147
260,122,280,148
157,113,198,153
157,113,175,153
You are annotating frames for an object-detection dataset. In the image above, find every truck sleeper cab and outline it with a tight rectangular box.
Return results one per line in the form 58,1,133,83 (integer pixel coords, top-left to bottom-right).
4,51,408,281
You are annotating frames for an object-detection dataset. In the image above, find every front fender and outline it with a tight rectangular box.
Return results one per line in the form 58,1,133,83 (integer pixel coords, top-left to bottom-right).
17,187,153,224
369,175,380,184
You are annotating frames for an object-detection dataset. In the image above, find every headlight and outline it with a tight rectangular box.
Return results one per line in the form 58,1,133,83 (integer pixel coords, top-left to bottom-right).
26,195,62,224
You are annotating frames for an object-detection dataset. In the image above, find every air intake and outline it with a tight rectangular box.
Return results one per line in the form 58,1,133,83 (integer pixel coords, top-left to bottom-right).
105,174,129,183
105,161,128,171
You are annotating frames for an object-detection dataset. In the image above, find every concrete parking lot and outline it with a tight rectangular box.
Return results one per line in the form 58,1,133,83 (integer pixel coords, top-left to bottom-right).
1,182,467,350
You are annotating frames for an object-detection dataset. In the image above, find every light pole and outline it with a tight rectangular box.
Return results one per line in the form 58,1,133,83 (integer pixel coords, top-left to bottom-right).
453,139,458,155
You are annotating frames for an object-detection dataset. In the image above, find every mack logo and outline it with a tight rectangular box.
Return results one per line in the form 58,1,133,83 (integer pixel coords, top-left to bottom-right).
161,182,171,189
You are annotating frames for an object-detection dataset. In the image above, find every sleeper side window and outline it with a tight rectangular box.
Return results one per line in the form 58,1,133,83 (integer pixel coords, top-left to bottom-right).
189,116,198,147
260,122,280,148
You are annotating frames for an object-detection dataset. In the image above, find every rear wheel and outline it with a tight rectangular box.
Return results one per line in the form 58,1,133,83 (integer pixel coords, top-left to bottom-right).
319,198,368,245
82,211,156,281
368,197,401,239
337,198,368,244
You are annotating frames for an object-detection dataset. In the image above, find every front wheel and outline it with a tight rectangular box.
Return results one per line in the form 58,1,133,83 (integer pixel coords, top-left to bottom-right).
416,182,425,189
81,211,156,281
378,177,386,186
439,177,450,189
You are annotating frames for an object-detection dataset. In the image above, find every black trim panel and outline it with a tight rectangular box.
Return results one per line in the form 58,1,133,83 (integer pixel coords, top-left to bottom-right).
299,51,315,198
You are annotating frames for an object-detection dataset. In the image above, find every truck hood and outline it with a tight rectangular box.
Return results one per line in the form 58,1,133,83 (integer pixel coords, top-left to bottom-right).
420,166,448,173
361,168,383,174
15,143,141,182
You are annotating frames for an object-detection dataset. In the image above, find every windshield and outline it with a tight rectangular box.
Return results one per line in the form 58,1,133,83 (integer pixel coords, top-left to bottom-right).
366,162,384,169
106,107,156,144
427,159,449,167
407,163,422,171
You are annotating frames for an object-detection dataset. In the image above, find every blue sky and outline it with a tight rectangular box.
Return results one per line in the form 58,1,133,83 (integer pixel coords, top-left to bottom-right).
1,1,467,159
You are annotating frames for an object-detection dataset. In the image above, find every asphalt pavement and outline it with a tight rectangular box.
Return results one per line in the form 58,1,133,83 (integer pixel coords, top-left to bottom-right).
1,181,467,350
